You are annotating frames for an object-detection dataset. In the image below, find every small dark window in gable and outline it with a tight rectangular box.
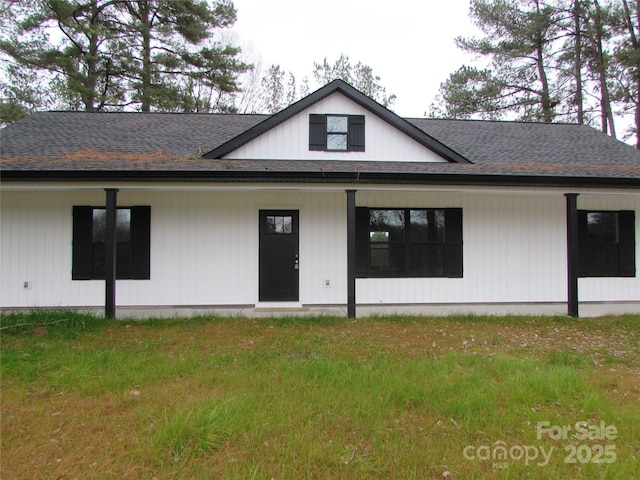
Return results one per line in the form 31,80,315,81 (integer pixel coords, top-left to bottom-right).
309,114,365,152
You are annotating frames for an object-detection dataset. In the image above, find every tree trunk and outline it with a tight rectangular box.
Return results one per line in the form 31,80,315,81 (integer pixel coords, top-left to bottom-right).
536,44,554,122
140,1,151,113
621,0,640,148
574,0,584,124
534,0,554,122
84,0,99,111
592,0,617,137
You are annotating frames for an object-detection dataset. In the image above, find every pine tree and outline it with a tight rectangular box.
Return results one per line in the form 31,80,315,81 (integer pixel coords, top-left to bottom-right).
429,0,640,147
0,0,249,118
430,0,560,122
613,0,640,147
0,0,126,114
115,0,248,112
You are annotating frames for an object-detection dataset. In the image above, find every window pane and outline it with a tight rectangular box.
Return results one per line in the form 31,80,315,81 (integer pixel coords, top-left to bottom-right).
93,210,107,242
266,215,292,234
586,245,618,276
370,231,389,242
410,244,445,276
116,210,131,242
370,244,389,269
370,244,404,275
266,216,276,234
327,133,347,150
327,116,348,132
91,243,132,279
92,209,130,242
275,216,284,233
410,209,444,242
586,212,619,276
370,210,405,242
282,216,292,233
587,212,618,243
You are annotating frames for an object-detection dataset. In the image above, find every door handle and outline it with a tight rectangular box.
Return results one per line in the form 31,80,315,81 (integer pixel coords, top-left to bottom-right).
294,253,299,270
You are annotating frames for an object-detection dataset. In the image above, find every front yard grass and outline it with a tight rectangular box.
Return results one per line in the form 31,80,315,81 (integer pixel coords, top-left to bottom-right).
1,312,639,479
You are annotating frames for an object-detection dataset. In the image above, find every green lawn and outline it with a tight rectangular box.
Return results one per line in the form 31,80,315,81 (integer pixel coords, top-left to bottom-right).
1,312,639,479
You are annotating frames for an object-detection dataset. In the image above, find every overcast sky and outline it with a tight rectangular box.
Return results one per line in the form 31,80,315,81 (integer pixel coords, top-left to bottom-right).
230,0,481,117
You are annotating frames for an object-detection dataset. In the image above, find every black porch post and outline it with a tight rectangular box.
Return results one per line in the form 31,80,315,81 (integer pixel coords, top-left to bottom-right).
105,188,119,319
346,189,357,318
565,193,579,317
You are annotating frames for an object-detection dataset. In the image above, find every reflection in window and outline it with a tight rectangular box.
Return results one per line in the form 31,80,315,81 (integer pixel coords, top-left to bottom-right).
73,206,150,281
92,209,131,242
587,212,618,243
370,231,389,242
585,212,619,276
266,215,292,234
326,116,348,150
367,208,446,276
327,116,348,132
370,210,405,241
579,209,635,278
327,134,347,150
368,210,404,275
90,208,133,278
410,209,445,242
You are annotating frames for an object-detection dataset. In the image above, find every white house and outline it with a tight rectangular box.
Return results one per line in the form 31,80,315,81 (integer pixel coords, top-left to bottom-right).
1,80,639,318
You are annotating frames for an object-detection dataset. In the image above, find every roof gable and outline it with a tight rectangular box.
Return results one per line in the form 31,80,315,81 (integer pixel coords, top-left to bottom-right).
203,80,471,164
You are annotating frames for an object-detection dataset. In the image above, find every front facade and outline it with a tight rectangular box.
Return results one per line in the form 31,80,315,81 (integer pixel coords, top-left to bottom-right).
1,81,639,317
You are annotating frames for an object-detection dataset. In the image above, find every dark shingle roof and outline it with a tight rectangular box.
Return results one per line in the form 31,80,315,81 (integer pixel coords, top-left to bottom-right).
1,111,266,160
409,118,640,179
1,110,639,186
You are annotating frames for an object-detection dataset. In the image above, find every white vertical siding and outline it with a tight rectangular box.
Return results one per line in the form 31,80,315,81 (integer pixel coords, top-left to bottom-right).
355,191,568,304
356,190,639,305
1,190,103,307
1,187,638,310
299,191,347,305
225,93,447,162
0,189,349,308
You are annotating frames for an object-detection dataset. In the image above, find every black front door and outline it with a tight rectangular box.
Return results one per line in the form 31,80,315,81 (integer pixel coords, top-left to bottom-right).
259,210,299,302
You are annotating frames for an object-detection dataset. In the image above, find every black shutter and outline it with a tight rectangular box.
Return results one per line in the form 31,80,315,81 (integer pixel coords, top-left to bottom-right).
444,208,463,278
577,210,588,276
130,206,151,279
348,115,365,152
309,114,326,151
618,210,636,277
355,207,369,277
72,206,93,280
